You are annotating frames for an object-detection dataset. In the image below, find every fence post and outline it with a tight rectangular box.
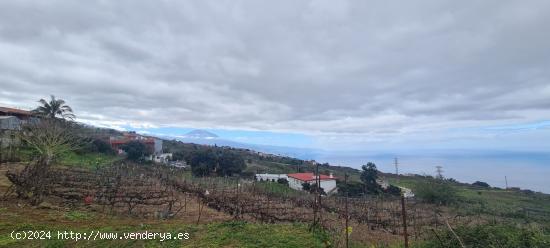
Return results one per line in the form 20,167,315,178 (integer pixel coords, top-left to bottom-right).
401,194,409,248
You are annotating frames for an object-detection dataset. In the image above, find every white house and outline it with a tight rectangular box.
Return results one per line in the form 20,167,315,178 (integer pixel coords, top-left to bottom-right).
169,160,187,168
287,173,338,194
255,173,288,182
152,153,172,164
399,187,415,198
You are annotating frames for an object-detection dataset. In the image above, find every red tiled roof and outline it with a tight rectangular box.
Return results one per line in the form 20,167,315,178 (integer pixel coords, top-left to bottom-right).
0,106,33,116
287,173,337,182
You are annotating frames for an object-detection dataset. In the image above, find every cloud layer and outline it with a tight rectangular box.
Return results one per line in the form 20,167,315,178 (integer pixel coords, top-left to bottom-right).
1,0,550,149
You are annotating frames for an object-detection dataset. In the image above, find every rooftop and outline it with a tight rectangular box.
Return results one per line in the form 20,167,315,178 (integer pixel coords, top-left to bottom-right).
0,106,33,116
287,173,337,182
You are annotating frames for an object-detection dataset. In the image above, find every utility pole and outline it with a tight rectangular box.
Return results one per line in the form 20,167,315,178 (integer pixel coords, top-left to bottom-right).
505,176,508,190
401,194,409,248
344,174,349,248
435,166,444,180
316,161,322,224
312,161,318,226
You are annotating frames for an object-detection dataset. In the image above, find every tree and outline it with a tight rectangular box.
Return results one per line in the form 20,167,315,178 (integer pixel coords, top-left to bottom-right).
216,150,246,176
472,181,490,188
11,119,84,204
187,149,246,177
188,149,217,177
360,162,382,194
33,95,75,120
121,141,150,161
171,151,186,161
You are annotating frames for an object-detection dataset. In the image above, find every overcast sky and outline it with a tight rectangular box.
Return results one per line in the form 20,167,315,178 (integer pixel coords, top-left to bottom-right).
1,0,550,152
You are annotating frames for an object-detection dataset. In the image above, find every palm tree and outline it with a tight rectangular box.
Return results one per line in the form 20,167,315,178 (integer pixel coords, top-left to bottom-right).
33,95,75,120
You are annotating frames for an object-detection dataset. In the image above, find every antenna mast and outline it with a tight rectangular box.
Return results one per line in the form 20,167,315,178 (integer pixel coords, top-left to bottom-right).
435,166,444,179
394,157,399,175
505,176,508,190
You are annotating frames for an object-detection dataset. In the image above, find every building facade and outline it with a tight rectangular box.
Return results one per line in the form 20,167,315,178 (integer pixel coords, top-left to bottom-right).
255,172,338,194
255,173,288,182
287,173,338,194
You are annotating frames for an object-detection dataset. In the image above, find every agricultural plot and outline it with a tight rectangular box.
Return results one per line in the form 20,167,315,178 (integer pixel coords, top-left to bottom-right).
3,162,516,247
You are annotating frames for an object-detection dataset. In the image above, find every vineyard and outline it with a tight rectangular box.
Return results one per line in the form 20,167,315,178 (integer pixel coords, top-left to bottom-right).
5,162,494,246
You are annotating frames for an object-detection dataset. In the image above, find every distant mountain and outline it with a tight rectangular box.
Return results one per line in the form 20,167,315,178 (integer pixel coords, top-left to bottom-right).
182,129,219,139
158,129,321,160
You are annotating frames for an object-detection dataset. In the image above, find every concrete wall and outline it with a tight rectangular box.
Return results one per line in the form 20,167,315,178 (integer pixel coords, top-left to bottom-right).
320,180,337,193
288,178,337,193
288,177,304,190
0,116,21,130
255,174,288,182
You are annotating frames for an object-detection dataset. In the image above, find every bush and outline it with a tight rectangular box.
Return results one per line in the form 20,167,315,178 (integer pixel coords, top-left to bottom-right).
302,182,311,191
385,185,402,196
414,180,458,205
76,138,116,155
121,141,150,161
188,149,217,177
277,178,289,186
337,181,364,197
472,181,490,187
419,223,550,248
187,149,246,177
309,183,326,195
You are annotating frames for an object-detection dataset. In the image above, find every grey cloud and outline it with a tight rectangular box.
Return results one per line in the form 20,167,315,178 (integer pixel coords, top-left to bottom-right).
1,0,550,140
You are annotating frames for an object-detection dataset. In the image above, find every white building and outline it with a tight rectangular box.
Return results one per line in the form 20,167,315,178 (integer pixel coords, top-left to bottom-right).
255,173,288,182
287,173,338,194
152,153,172,164
0,116,21,130
169,160,187,168
399,187,415,198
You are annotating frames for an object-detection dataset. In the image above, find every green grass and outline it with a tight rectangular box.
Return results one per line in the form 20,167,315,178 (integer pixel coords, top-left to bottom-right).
388,176,550,229
58,151,121,169
64,211,95,221
415,223,550,248
0,219,326,247
255,181,305,198
245,160,298,174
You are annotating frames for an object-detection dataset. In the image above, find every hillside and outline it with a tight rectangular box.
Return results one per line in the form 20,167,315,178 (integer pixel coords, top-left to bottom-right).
163,139,550,230
1,130,549,247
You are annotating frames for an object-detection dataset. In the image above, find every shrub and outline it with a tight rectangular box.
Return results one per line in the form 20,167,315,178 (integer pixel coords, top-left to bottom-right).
419,223,550,248
121,141,150,161
302,182,311,191
277,178,289,186
472,181,490,187
413,180,458,205
187,149,246,177
337,181,364,197
385,185,402,196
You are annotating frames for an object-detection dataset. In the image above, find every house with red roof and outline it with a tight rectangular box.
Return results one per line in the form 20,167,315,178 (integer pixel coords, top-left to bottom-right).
287,172,338,194
109,131,162,155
